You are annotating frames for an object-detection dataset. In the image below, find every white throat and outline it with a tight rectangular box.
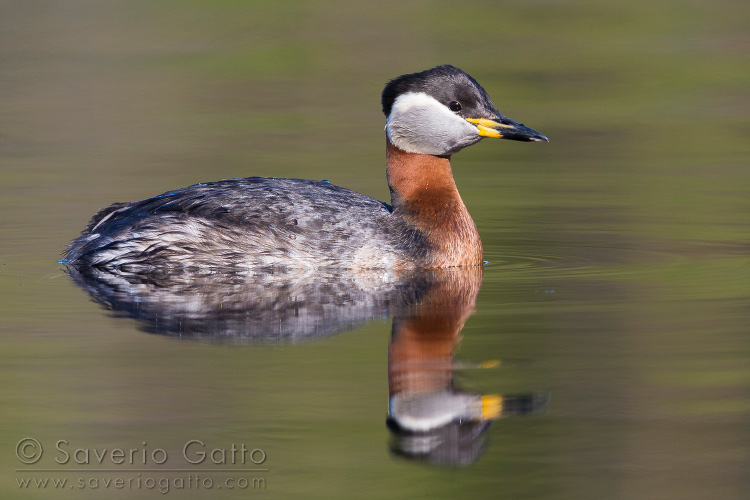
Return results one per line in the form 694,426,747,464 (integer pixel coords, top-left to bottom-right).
385,92,482,156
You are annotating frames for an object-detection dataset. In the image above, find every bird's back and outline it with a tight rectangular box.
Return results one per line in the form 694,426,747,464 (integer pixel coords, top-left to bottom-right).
64,177,428,271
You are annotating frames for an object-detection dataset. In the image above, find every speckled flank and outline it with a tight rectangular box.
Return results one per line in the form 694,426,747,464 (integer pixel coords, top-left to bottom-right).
65,177,431,271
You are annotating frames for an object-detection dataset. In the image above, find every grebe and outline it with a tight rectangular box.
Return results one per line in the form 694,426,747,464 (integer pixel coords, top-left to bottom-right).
64,65,547,271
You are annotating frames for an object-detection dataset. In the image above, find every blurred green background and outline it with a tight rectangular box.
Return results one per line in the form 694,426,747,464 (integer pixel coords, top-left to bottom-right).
1,0,748,499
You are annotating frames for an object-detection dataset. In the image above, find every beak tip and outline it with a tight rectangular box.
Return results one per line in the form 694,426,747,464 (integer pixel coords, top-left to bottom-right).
469,117,549,143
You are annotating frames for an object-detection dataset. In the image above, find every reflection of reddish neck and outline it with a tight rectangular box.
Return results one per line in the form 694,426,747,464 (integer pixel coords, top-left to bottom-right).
386,139,483,267
388,267,483,396
388,315,461,395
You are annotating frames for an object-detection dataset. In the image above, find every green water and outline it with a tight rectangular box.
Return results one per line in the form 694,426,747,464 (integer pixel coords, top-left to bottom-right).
1,0,748,498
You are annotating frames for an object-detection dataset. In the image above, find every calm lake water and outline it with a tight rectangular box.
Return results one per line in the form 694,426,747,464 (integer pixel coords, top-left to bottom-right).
1,1,748,499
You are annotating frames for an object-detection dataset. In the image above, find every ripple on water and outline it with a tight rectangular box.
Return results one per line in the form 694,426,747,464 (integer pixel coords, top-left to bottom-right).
485,238,750,286
485,253,560,272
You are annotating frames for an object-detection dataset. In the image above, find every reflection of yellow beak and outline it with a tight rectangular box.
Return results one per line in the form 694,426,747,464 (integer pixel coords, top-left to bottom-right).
466,117,549,142
481,394,502,420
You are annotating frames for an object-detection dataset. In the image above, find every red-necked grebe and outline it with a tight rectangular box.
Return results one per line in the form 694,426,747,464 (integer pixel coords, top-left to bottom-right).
64,65,548,271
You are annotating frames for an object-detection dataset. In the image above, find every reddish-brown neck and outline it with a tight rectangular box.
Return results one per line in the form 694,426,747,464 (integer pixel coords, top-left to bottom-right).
386,139,483,267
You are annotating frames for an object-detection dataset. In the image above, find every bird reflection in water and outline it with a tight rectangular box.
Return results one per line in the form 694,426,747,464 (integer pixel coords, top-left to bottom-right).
66,264,547,465
386,268,548,467
66,265,451,341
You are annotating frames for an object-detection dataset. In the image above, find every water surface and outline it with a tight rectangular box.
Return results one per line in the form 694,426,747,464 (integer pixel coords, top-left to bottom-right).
1,1,748,499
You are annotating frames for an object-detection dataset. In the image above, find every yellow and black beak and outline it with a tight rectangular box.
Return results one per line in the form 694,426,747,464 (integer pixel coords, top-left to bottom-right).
466,117,549,143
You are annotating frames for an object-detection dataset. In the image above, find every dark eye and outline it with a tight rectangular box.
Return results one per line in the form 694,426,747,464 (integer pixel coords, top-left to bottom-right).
449,101,462,112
